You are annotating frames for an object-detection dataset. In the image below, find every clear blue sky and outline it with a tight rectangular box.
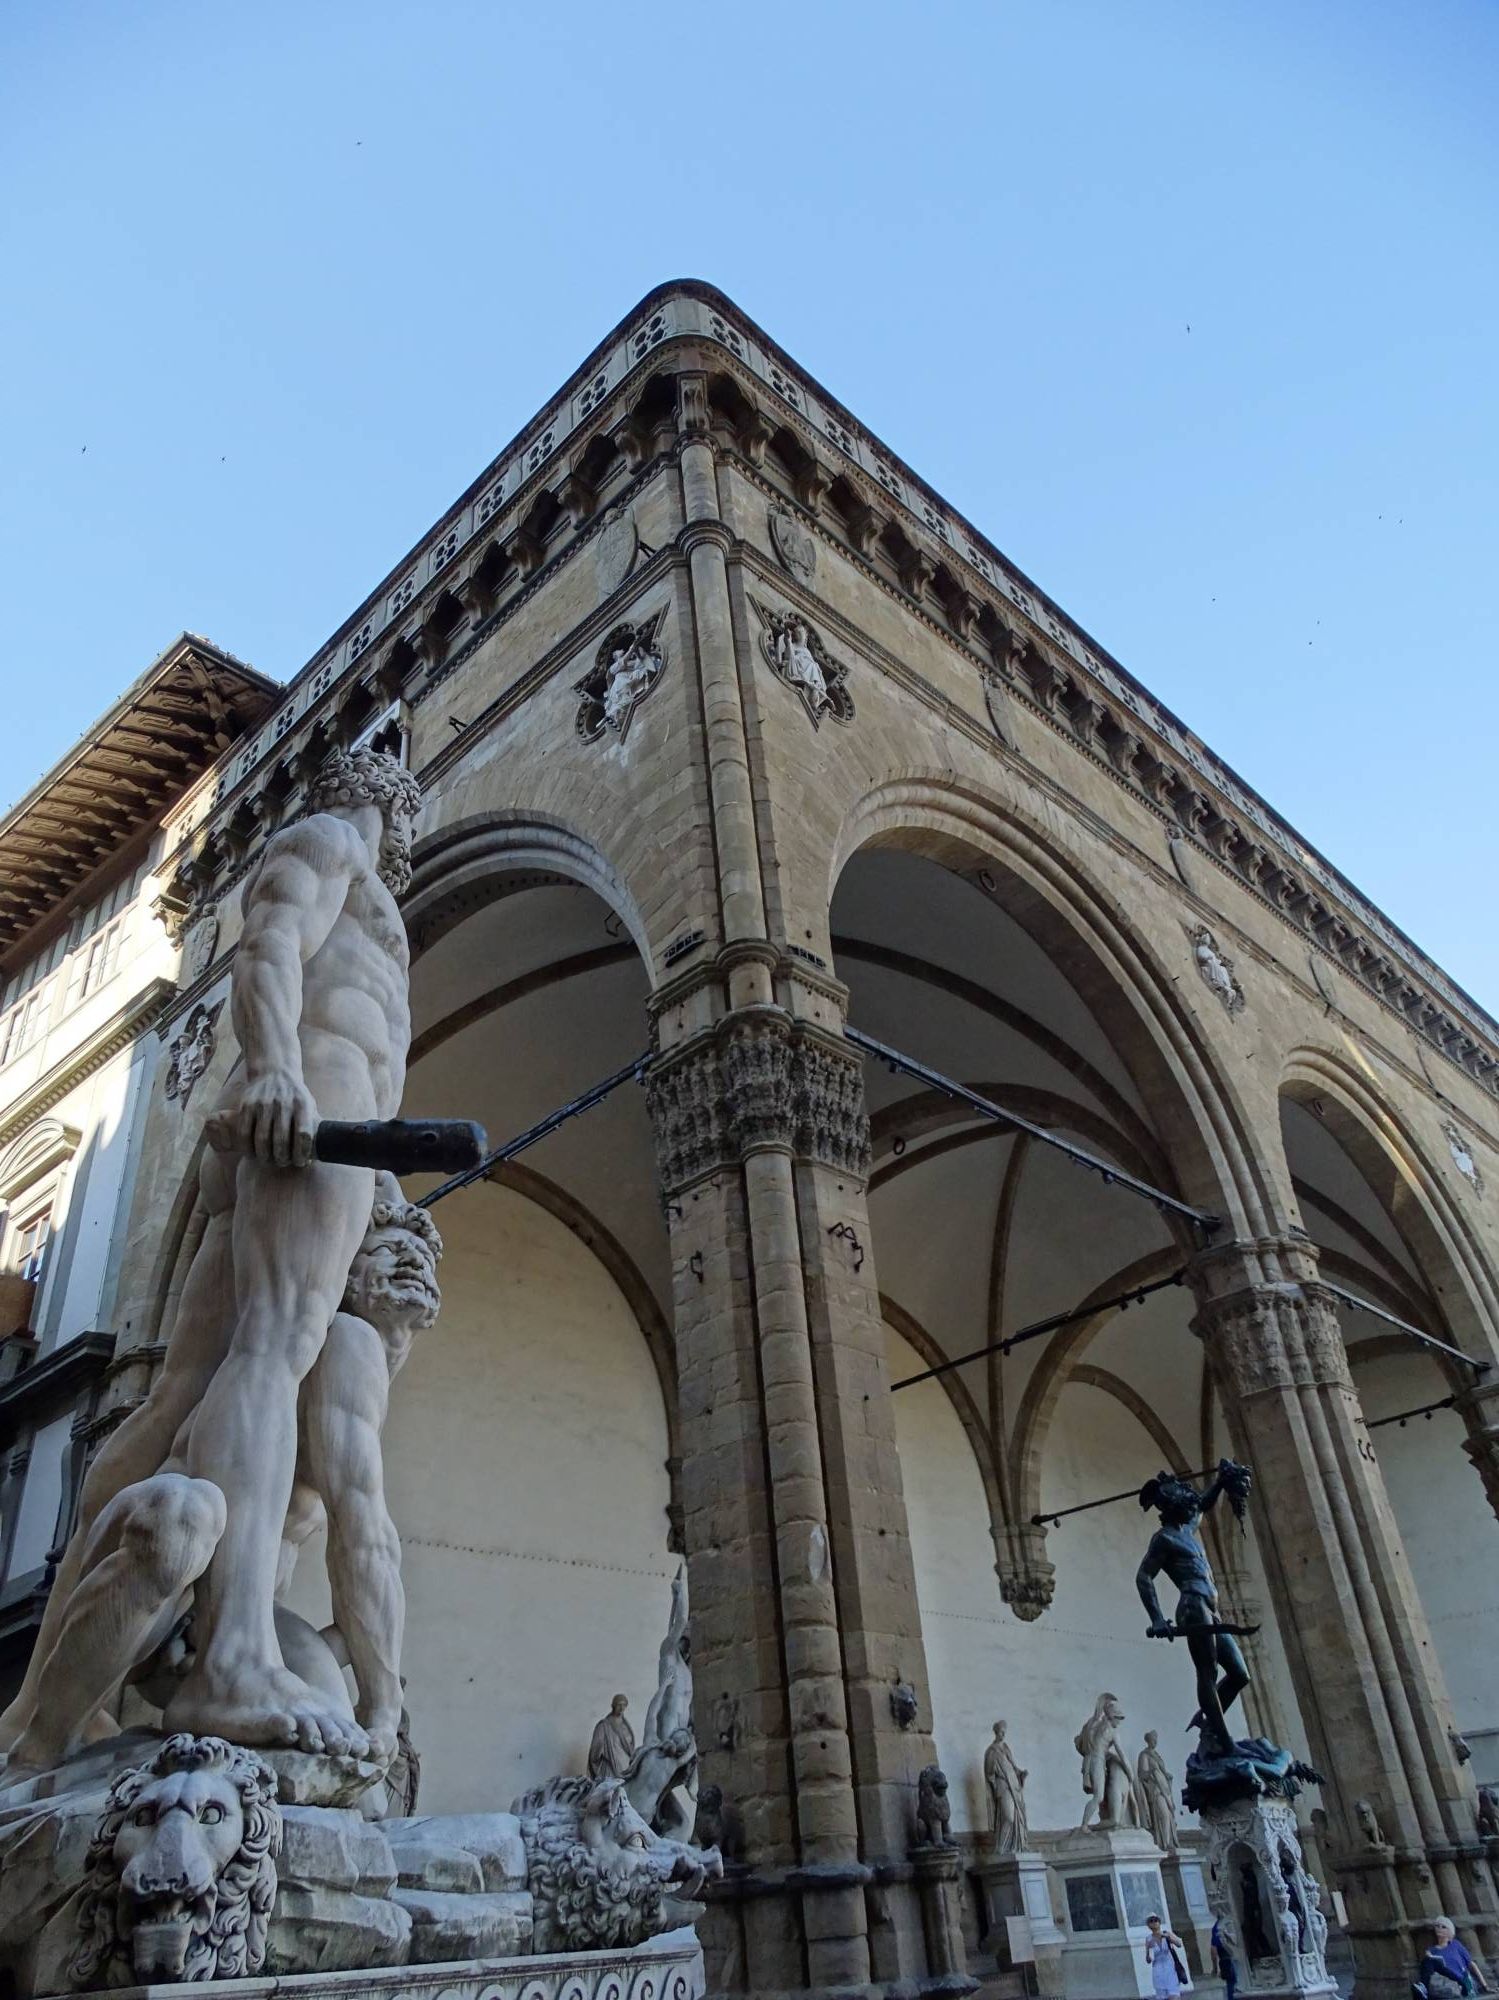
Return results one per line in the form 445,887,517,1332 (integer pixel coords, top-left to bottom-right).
3,3,1495,1008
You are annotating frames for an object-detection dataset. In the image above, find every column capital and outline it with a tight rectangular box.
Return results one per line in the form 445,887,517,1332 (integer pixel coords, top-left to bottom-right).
646,1010,870,1197
1187,1237,1351,1398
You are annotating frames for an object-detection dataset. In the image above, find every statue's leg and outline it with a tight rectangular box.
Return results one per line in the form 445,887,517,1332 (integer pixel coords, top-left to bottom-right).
164,1145,374,1755
1214,1633,1250,1718
0,1170,236,1752
300,1316,404,1760
1187,1628,1232,1747
9,1473,224,1770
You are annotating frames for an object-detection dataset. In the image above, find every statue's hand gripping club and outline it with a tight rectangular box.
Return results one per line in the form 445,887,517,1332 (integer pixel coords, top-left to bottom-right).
207,1106,486,1179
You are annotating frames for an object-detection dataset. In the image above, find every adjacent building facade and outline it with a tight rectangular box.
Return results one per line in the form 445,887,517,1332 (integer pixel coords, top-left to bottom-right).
0,638,275,1671
9,284,1499,1998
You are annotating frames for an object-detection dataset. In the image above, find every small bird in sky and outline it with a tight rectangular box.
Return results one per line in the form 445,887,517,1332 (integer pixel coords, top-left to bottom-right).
81,445,86,453
449,716,467,734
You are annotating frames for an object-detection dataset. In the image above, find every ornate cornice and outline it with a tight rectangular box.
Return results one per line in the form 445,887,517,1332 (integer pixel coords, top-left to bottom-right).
145,281,1496,1105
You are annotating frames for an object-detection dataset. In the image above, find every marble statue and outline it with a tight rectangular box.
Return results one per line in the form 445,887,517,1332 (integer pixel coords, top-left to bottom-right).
588,1695,636,1780
625,1565,696,1835
601,637,659,732
1479,1786,1499,1839
984,1718,1029,1853
1076,1693,1140,1829
774,616,828,703
3,1173,439,1785
693,1783,744,1864
1355,1796,1387,1847
0,748,422,1769
514,1774,721,1952
1137,1461,1254,1753
916,1765,954,1848
70,1734,282,1989
1189,926,1244,1014
1137,1730,1179,1851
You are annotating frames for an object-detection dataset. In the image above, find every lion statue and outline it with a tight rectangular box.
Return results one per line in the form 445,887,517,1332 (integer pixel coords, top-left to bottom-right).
70,1734,282,1988
916,1764,954,1848
513,1773,723,1952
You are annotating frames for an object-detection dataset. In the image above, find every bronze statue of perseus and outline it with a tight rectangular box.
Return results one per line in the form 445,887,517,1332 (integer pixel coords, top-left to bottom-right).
1136,1460,1256,1752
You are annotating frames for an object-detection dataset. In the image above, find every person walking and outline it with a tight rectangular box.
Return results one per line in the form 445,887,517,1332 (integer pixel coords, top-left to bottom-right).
1145,1914,1191,1996
1211,1916,1238,2000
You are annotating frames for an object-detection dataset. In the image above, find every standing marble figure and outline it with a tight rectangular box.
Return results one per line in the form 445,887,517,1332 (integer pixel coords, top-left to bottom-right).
1138,1730,1179,1852
1137,1461,1254,1752
984,1719,1029,1853
589,1696,636,1780
1076,1693,1139,1829
0,747,421,1763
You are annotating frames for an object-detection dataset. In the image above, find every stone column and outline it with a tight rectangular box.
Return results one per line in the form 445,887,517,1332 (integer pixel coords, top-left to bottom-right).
1189,1235,1499,1998
648,989,967,1996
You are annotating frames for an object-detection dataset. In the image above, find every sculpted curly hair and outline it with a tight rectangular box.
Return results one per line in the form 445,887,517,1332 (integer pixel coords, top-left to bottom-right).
369,1195,443,1259
306,746,422,822
516,1775,670,1952
71,1734,282,1990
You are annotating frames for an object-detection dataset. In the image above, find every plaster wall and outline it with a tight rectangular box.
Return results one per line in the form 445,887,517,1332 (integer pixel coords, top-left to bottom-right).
888,1321,1306,1844
1355,1350,1499,1754
281,1179,674,1814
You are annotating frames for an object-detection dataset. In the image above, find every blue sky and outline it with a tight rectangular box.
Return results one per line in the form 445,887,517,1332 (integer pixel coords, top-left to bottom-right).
2,2,1495,1007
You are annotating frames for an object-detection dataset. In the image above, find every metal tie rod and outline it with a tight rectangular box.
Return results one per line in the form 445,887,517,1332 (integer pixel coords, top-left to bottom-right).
890,1270,1189,1393
844,1025,1220,1234
417,1051,653,1208
1320,1280,1489,1374
1032,1391,1463,1526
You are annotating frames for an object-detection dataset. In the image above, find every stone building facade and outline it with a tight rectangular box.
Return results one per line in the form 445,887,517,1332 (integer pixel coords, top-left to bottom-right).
0,637,275,1670
23,284,1499,1997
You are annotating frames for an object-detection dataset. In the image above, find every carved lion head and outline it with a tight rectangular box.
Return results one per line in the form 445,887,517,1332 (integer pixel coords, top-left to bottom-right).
515,1774,723,1954
71,1734,282,1988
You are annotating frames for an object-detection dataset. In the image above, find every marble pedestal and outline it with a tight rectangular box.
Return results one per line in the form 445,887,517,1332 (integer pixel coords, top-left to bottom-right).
69,1930,706,2000
1200,1797,1334,2000
1049,1826,1169,2000
971,1850,1066,1999
1161,1850,1215,1977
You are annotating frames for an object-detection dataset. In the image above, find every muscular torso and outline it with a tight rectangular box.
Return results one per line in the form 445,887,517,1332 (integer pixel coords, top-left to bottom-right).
296,862,410,1114
1151,1524,1218,1603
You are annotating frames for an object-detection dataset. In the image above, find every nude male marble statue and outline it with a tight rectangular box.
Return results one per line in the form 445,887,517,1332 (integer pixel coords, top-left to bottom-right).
2,1172,439,1777
0,747,421,1765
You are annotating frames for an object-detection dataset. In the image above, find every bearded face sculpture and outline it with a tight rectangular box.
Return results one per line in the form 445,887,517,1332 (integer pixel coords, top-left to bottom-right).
71,1735,281,1988
514,1774,723,1953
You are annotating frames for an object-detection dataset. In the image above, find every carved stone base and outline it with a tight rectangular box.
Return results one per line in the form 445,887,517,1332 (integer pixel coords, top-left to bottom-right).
68,1931,706,2000
1200,1795,1335,2000
1047,1825,1169,2000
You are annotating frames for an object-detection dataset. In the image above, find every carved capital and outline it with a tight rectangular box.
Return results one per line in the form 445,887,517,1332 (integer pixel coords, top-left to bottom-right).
1190,1249,1352,1400
995,1524,1056,1622
722,1012,796,1154
647,1015,871,1195
645,1039,728,1197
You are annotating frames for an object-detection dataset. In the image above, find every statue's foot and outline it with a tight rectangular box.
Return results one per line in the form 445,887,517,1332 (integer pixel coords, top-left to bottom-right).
164,1661,369,1759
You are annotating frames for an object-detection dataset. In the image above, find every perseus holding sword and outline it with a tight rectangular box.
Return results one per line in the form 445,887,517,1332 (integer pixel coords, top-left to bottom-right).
1136,1461,1258,1751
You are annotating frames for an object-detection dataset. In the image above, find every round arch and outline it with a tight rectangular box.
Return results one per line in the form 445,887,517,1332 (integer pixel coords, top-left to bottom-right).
1280,1044,1499,1364
407,811,655,972
829,773,1267,1227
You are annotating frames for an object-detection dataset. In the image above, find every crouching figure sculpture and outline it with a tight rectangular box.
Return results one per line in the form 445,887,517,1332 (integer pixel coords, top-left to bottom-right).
70,1735,282,1989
